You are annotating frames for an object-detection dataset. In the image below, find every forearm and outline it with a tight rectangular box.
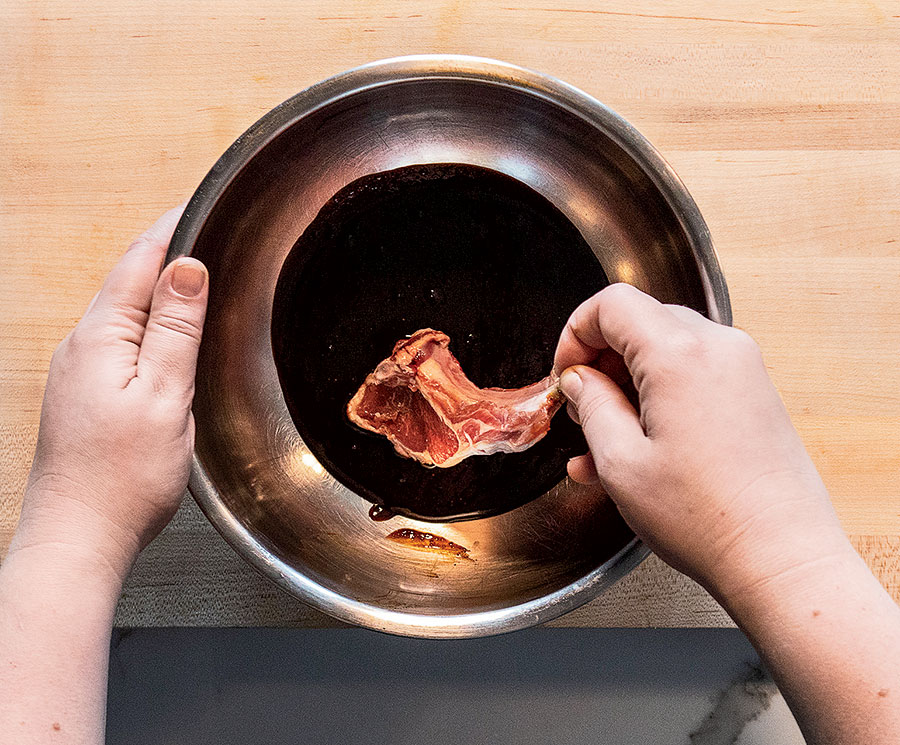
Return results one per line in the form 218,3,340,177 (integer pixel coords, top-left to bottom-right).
0,534,123,744
0,205,203,744
714,539,900,745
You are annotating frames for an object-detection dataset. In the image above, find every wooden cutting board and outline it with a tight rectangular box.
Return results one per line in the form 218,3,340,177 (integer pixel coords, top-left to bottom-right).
2,0,898,627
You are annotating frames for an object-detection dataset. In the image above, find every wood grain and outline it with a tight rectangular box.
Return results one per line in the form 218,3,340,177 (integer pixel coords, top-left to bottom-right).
2,0,899,626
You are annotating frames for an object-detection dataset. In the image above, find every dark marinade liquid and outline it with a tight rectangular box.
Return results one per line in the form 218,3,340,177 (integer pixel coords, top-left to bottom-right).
271,163,609,521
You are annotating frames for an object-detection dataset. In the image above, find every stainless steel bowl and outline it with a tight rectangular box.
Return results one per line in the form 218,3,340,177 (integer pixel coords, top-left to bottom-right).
167,55,731,638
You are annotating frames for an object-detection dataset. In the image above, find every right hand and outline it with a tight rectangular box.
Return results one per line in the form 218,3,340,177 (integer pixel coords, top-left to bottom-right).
554,283,851,599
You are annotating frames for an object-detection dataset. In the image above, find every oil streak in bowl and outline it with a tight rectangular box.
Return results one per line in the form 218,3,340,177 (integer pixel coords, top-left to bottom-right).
386,528,471,560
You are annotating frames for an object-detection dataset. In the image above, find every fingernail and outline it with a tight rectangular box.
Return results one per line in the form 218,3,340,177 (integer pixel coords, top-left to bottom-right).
560,368,583,402
171,259,207,298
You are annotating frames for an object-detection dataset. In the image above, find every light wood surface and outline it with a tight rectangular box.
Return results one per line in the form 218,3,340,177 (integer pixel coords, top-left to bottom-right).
2,0,898,627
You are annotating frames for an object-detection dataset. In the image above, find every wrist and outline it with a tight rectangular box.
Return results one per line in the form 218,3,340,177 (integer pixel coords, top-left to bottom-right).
2,537,125,603
14,476,142,588
705,525,859,623
1,536,125,643
5,519,129,599
687,473,851,608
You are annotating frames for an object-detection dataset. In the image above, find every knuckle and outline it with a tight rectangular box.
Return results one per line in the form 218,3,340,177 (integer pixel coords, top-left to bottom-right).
599,282,637,306
127,229,162,254
588,430,635,471
107,296,145,318
96,299,150,333
48,338,69,371
58,326,88,358
151,309,203,343
53,331,73,358
659,328,707,362
577,393,614,431
638,328,712,381
599,440,635,470
727,327,762,358
127,235,152,253
147,394,178,424
149,365,195,404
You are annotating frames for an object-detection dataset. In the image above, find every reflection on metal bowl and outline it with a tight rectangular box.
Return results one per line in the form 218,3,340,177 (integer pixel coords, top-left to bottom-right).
167,55,731,638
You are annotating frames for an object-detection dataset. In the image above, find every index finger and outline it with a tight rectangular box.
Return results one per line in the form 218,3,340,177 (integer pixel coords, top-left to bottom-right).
87,205,186,323
553,283,680,373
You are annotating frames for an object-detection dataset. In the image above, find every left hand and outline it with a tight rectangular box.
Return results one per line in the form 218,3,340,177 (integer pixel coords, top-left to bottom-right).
13,206,209,583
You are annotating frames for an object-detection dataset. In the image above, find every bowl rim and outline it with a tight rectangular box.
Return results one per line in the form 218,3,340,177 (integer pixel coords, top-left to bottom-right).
168,54,732,639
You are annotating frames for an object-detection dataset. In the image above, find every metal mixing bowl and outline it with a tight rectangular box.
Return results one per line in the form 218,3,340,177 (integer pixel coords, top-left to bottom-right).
167,55,731,638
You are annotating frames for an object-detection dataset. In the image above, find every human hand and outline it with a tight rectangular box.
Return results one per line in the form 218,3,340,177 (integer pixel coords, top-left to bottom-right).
554,283,851,600
14,206,208,584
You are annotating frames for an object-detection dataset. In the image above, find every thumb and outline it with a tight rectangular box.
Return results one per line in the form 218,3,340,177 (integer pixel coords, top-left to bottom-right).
560,365,647,476
137,257,209,400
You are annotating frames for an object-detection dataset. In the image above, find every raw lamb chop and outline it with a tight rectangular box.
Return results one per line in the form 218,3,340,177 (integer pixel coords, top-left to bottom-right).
347,329,562,468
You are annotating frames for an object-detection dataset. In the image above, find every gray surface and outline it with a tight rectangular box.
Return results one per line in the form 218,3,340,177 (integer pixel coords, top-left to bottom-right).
107,628,806,745
117,497,734,628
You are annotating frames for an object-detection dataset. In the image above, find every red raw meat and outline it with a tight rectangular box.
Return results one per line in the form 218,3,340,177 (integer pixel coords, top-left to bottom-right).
347,329,563,468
